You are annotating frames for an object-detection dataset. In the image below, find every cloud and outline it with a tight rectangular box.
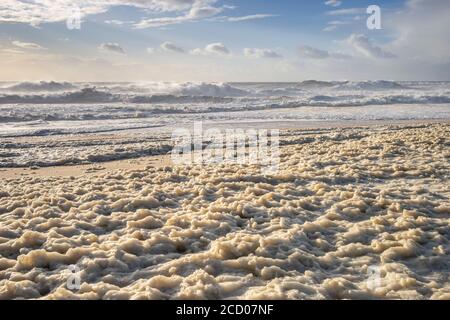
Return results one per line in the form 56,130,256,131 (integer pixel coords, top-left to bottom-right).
188,3,223,19
160,41,185,53
325,0,342,7
323,19,350,31
326,8,365,16
0,0,222,27
134,0,225,28
104,20,133,25
1,0,273,30
323,25,337,32
244,48,282,59
298,45,351,60
298,45,330,59
12,40,45,50
191,43,230,56
387,0,450,62
98,42,126,54
225,14,277,22
1,48,26,55
134,17,185,28
347,34,396,59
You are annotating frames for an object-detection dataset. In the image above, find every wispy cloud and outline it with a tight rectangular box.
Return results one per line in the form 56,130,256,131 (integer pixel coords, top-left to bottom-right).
325,0,342,7
160,42,185,53
323,19,351,32
12,41,45,50
134,0,225,28
326,8,365,16
98,42,126,54
298,45,350,60
0,0,222,27
225,14,277,22
191,43,230,56
244,48,282,59
347,34,396,59
104,20,134,26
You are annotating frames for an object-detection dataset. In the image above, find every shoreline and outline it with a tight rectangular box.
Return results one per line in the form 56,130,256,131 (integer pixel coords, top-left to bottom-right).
1,119,448,180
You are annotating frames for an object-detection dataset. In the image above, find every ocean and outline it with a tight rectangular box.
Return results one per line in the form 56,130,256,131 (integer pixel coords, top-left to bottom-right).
0,80,449,137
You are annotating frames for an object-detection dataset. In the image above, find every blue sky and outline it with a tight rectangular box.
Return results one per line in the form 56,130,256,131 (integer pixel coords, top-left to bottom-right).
0,0,449,81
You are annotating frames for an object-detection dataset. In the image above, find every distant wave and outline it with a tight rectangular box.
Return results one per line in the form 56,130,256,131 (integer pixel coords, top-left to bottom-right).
3,81,78,92
129,95,233,104
0,82,250,104
294,80,407,90
306,94,450,106
172,82,248,97
0,90,237,105
0,81,449,109
86,82,250,97
297,80,337,89
333,80,407,90
0,88,118,104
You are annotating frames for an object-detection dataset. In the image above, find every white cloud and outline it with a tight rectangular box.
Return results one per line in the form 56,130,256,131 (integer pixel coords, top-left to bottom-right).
328,20,350,26
298,45,350,60
1,48,26,55
388,0,450,62
98,42,126,54
225,14,277,22
298,45,330,59
187,3,222,19
0,0,274,30
134,0,225,28
191,43,230,56
323,25,337,32
325,0,342,7
323,19,350,31
12,40,45,50
326,8,365,16
134,17,185,28
0,0,221,26
160,41,185,53
244,48,282,59
105,20,133,25
347,34,396,59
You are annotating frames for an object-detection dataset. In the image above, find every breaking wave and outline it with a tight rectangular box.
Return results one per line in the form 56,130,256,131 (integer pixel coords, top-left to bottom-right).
333,80,407,90
0,82,250,104
2,81,78,92
0,81,449,122
0,88,118,104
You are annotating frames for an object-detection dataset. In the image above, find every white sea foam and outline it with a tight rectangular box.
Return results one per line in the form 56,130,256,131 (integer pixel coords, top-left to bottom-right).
0,124,448,299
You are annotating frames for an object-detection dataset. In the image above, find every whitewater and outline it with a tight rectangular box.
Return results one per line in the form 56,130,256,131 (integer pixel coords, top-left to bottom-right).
0,80,449,168
0,80,449,138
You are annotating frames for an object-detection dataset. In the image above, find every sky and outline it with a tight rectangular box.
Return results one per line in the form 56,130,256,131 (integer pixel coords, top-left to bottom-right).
0,0,449,82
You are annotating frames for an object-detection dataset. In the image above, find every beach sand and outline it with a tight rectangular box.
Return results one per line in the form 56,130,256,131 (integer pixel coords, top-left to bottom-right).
0,122,449,299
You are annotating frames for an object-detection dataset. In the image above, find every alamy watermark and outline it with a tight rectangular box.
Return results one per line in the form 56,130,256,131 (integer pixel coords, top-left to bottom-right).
366,265,382,291
66,5,82,30
66,265,81,291
171,122,280,174
367,5,382,30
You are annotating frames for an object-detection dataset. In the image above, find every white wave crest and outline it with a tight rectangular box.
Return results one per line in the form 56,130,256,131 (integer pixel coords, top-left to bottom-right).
3,81,78,92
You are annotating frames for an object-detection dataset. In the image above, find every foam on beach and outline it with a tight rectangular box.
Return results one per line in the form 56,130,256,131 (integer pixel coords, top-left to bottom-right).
0,124,449,299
